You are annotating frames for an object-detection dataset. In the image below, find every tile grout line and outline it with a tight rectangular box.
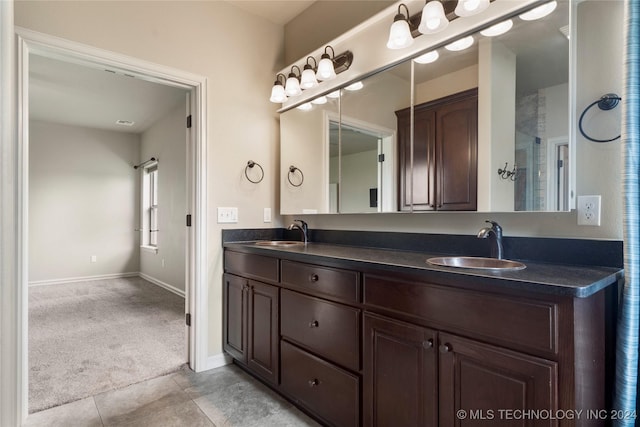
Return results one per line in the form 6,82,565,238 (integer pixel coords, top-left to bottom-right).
92,396,106,427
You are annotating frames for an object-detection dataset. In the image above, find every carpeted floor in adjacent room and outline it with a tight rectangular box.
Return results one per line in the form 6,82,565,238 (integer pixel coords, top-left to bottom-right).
28,277,186,413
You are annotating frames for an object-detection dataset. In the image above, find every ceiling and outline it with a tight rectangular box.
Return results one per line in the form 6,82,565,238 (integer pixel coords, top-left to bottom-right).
29,54,188,134
29,1,316,134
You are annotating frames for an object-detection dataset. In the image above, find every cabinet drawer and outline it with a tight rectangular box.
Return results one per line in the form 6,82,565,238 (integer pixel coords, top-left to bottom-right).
281,260,359,303
281,289,360,371
364,274,559,356
281,341,360,427
224,250,278,283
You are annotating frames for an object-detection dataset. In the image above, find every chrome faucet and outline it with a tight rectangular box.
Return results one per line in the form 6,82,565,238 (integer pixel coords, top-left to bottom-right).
477,220,503,260
287,219,309,244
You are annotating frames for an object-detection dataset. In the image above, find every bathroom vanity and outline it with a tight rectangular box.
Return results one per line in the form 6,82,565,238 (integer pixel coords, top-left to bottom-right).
222,238,620,427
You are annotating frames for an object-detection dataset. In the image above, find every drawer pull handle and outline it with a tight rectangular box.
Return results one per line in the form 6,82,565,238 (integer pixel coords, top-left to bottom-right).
309,274,319,282
308,378,319,387
309,320,319,328
439,343,452,353
423,339,434,349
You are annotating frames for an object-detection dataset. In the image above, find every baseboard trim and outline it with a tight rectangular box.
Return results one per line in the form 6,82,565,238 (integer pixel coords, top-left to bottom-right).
204,353,232,371
138,273,185,298
29,272,139,287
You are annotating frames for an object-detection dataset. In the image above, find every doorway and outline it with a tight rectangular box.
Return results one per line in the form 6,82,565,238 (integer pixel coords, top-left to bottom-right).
16,27,208,418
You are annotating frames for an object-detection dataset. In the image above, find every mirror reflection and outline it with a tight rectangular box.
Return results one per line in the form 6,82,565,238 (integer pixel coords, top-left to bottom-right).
280,0,570,214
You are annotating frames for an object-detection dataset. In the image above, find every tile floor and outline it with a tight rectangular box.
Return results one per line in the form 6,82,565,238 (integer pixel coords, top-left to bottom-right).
24,364,321,427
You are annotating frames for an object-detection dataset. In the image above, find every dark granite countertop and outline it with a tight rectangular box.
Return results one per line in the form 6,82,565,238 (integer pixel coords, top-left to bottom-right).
224,241,623,298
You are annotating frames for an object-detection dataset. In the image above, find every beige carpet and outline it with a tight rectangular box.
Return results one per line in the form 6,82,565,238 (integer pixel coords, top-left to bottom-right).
29,277,186,413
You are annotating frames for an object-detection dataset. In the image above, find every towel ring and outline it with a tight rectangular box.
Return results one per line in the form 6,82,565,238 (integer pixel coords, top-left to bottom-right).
578,93,621,143
288,166,304,187
244,160,264,184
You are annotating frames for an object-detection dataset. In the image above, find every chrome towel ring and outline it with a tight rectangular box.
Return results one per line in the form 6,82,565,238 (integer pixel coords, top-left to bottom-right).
244,160,264,184
288,166,304,187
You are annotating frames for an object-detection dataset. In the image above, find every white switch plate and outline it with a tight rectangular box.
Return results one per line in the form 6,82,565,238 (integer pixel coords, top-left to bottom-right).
90,255,97,263
263,207,272,223
577,195,601,226
217,207,238,223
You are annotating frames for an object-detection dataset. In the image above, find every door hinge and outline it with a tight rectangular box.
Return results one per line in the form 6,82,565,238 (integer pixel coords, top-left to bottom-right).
187,115,192,129
378,153,385,162
186,313,191,326
186,214,192,227
558,159,564,168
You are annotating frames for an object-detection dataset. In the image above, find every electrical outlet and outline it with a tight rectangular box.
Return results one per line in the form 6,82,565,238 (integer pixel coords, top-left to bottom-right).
217,207,238,223
263,207,272,223
577,195,601,226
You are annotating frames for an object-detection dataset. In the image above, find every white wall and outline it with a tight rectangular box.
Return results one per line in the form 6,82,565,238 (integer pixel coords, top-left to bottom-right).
139,102,186,292
15,0,284,358
29,121,140,282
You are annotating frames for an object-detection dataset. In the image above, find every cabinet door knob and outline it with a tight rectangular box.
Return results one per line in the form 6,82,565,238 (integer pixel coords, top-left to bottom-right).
308,378,319,387
309,320,319,328
309,273,319,282
422,339,434,349
439,343,452,353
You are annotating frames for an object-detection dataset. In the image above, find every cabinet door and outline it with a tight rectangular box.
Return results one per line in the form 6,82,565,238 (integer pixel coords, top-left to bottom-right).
436,95,477,211
247,280,279,385
438,333,558,427
223,273,247,363
397,106,436,211
364,313,438,427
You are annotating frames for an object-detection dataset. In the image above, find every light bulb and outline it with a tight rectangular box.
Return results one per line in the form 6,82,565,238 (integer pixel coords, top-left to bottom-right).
455,0,489,17
418,1,449,34
345,81,363,91
387,18,413,50
445,35,474,51
480,19,513,37
311,96,327,105
414,50,439,64
519,1,557,21
269,82,286,103
285,74,301,97
316,56,336,81
297,102,312,111
300,67,318,89
327,90,340,99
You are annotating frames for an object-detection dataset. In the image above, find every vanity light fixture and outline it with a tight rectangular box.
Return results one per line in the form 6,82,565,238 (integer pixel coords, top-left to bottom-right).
285,65,302,97
345,81,364,91
269,73,287,103
387,3,414,50
454,0,489,17
300,56,319,89
418,1,449,35
480,19,513,37
414,50,439,64
297,102,312,111
316,46,338,81
445,35,474,51
311,96,328,104
519,0,557,21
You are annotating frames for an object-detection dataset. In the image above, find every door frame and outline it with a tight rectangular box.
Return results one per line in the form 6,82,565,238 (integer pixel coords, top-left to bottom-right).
15,27,209,419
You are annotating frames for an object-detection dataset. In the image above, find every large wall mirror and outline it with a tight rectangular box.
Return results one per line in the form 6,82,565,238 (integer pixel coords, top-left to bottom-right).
281,0,577,215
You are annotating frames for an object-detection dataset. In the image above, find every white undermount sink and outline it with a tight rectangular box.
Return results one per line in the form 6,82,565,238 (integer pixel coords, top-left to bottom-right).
427,256,526,271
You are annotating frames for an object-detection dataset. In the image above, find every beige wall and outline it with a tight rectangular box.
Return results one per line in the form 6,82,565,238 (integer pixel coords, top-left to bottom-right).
15,0,284,358
140,102,187,291
284,0,394,64
29,121,140,282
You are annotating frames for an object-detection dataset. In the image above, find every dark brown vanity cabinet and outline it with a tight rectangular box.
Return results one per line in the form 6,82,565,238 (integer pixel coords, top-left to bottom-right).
397,88,478,211
223,252,280,386
224,248,612,427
